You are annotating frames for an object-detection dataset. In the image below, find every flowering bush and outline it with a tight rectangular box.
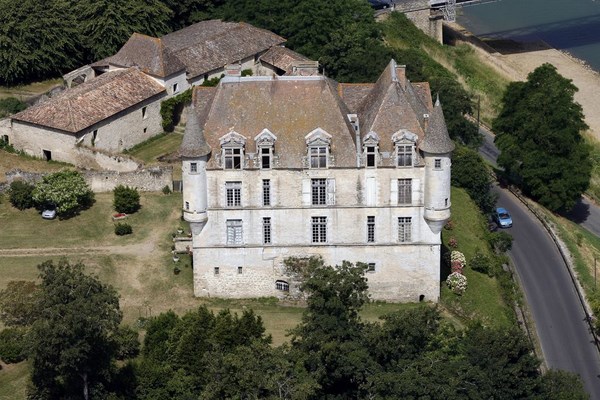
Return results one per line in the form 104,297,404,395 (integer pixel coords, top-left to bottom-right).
448,237,458,248
450,251,466,273
447,272,468,295
444,220,455,230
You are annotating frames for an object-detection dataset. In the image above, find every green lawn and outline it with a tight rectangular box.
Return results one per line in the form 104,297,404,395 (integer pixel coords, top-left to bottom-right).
0,362,28,400
126,133,183,165
440,187,514,328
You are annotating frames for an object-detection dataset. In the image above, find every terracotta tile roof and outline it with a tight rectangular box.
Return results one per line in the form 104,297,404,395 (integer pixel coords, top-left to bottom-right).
186,76,357,168
13,68,166,133
99,33,186,77
259,46,310,74
161,20,286,79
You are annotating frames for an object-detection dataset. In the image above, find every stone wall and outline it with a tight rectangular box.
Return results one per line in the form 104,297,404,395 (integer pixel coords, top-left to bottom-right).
1,166,173,193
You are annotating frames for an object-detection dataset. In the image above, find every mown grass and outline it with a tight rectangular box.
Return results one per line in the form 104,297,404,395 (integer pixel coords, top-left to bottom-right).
0,361,28,400
440,187,514,329
0,78,63,101
125,132,183,165
0,192,181,249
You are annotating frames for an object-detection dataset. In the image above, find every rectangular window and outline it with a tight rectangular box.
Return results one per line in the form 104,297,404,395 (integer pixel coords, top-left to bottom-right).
91,130,98,146
237,266,243,274
224,148,243,169
310,146,327,168
185,201,189,210
226,220,243,245
225,182,241,207
366,146,376,167
263,217,271,244
312,216,327,243
398,217,412,243
142,106,148,119
398,179,412,205
190,162,197,173
262,179,271,206
173,83,179,93
434,158,442,169
214,267,220,275
367,216,375,243
260,147,272,169
311,178,327,205
367,263,376,272
397,144,412,167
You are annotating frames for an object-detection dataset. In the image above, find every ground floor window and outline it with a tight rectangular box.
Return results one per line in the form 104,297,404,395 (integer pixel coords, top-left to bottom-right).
275,280,289,291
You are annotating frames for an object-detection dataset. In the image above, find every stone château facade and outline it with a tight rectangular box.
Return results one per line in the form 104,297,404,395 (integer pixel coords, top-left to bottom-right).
181,60,455,302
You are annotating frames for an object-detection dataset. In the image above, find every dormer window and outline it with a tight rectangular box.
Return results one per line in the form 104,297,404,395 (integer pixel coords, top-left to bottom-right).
254,129,277,170
363,131,380,168
305,128,332,169
220,131,246,170
392,130,418,168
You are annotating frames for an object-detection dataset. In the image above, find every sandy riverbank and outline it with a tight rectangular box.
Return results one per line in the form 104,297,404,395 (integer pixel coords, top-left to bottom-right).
445,22,600,141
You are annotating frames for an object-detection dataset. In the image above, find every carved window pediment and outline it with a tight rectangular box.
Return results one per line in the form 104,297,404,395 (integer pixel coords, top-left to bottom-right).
363,131,380,146
254,129,277,147
392,129,418,144
305,128,332,146
219,131,246,148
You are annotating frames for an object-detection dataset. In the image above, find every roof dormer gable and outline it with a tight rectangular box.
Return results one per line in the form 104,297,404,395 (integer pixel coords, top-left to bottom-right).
305,127,332,146
219,130,246,147
254,128,277,146
392,129,418,144
363,131,380,146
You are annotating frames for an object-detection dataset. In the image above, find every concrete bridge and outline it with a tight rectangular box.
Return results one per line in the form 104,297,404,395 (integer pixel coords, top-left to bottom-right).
392,0,500,22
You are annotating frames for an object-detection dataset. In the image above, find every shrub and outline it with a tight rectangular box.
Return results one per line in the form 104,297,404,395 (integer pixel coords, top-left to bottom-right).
450,251,466,273
0,97,27,118
113,185,140,214
241,69,253,77
448,237,458,248
160,88,192,131
32,170,94,215
446,272,468,295
114,223,133,236
0,328,28,363
470,251,491,276
162,185,172,195
9,180,35,210
488,231,513,254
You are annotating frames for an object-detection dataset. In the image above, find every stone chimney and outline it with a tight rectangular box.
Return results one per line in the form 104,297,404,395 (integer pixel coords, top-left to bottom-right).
291,61,319,76
423,113,430,131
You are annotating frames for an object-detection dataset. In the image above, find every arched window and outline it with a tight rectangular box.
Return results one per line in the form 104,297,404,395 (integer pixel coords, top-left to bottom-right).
275,280,289,292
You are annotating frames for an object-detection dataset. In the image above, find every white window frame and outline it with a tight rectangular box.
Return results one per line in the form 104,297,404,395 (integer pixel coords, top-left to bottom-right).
398,179,412,205
434,158,442,169
263,217,272,245
398,217,412,243
262,179,271,206
225,182,241,207
226,219,243,245
312,216,327,243
396,144,413,167
367,216,375,243
223,147,243,170
190,162,198,173
259,146,273,169
309,146,328,169
311,178,335,206
365,145,378,168
275,280,289,291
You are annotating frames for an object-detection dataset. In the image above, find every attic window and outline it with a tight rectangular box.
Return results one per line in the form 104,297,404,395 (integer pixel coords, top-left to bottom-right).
224,148,243,169
305,128,332,169
310,146,328,169
392,130,417,168
363,131,380,168
220,131,246,170
365,146,377,167
396,144,413,167
254,129,277,170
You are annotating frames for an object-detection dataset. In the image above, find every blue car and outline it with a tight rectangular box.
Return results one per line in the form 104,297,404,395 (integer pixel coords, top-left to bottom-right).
494,207,513,228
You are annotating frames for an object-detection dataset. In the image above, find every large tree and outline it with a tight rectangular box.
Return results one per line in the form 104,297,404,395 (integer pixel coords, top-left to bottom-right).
493,63,591,211
452,145,497,213
28,260,125,400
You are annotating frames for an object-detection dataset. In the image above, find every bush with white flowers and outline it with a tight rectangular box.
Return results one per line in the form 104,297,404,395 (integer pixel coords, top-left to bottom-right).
446,272,468,295
450,251,466,273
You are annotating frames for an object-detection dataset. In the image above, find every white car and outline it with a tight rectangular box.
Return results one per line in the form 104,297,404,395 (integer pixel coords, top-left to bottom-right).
42,207,57,219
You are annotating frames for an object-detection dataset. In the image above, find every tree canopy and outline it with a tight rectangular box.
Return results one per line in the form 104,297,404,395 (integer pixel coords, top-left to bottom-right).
32,170,94,215
493,63,591,211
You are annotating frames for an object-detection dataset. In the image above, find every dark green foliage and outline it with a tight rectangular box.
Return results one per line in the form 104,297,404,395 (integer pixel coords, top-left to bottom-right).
200,74,224,87
494,63,591,212
0,280,39,327
115,222,133,236
161,0,224,30
0,0,80,85
8,180,35,210
160,88,192,131
470,251,492,276
32,170,94,216
28,260,123,399
162,185,172,195
536,369,589,400
113,184,141,214
488,231,513,254
142,310,180,361
240,68,253,77
114,326,140,360
0,97,27,117
0,327,28,363
452,145,497,213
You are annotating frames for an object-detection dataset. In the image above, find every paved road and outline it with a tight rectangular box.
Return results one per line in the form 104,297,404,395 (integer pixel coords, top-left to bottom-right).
480,127,600,398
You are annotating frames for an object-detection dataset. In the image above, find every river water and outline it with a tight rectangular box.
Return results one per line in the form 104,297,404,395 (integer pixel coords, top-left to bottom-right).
457,0,600,72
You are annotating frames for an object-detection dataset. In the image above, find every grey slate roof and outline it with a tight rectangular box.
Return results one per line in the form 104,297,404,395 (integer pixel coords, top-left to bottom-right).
13,68,166,133
161,20,286,79
98,33,186,78
180,88,215,158
259,46,310,74
419,98,455,154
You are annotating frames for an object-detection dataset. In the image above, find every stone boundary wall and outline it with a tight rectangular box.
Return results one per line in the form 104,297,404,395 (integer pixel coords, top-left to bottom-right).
72,145,141,172
1,166,173,193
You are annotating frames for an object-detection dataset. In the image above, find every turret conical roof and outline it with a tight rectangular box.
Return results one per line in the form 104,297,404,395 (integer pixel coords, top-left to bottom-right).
180,104,211,158
419,97,455,154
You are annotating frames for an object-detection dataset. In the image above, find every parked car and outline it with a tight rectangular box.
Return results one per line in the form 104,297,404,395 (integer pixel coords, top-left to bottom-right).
42,206,57,220
368,0,392,10
494,207,513,228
